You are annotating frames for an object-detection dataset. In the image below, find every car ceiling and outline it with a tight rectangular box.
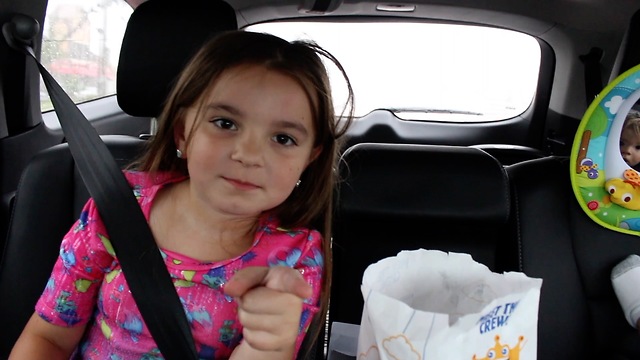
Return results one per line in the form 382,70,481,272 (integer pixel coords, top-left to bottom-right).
224,0,636,32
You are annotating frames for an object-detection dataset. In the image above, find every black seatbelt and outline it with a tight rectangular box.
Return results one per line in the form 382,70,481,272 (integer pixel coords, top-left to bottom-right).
579,47,604,104
3,15,198,360
618,9,640,76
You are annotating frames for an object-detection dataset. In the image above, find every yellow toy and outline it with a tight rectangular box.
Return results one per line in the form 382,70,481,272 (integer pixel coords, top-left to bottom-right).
605,169,640,210
472,335,525,360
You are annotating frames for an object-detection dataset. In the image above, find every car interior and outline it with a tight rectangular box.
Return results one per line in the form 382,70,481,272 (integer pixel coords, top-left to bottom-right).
2,0,640,359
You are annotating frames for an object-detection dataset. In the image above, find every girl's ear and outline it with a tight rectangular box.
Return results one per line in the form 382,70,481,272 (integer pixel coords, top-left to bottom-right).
174,122,186,154
307,146,322,166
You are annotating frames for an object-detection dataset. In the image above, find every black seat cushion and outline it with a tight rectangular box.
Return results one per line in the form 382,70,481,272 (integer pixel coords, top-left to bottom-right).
470,144,545,165
330,143,513,326
506,156,640,359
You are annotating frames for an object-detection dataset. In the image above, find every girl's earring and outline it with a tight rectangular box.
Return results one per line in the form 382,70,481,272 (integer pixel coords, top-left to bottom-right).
296,180,301,187
176,149,183,159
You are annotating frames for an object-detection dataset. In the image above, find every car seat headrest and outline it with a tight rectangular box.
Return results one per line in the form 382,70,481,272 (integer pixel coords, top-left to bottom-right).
116,0,237,117
338,143,511,223
571,63,640,235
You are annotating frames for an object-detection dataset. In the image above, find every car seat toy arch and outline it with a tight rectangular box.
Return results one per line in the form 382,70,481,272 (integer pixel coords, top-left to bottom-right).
571,63,640,234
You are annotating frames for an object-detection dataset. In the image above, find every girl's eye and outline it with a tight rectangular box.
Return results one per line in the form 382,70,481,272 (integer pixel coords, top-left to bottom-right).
211,118,237,130
273,134,297,146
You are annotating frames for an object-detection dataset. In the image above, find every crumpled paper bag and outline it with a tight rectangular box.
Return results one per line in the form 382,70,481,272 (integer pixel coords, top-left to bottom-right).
357,249,542,360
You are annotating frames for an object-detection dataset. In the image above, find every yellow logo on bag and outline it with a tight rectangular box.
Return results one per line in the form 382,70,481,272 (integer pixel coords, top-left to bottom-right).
358,334,421,360
472,335,525,360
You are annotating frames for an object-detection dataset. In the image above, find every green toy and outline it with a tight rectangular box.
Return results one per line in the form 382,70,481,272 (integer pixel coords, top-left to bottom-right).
571,64,640,234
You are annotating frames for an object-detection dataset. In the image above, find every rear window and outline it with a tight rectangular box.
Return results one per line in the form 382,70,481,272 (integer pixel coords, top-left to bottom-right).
247,21,541,122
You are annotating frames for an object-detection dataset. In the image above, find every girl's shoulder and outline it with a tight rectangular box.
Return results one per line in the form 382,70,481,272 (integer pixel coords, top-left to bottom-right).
121,170,188,215
123,170,187,189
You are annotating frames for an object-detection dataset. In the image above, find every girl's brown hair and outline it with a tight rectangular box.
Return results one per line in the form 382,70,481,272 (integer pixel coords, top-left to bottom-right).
133,30,354,356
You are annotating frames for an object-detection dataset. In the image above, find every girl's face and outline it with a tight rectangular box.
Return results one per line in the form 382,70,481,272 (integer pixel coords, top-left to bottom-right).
620,127,640,167
176,65,320,218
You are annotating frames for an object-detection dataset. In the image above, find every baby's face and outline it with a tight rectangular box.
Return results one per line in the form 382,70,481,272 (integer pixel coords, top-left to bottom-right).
620,128,640,167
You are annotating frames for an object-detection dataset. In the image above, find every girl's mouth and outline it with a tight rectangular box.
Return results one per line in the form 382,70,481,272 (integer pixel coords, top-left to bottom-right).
224,177,260,190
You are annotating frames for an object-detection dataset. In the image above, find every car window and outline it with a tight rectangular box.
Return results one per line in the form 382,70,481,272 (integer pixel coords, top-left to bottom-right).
247,21,541,122
40,0,133,114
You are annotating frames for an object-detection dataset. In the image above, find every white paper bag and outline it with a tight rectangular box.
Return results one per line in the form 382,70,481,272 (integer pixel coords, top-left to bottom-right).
357,249,542,360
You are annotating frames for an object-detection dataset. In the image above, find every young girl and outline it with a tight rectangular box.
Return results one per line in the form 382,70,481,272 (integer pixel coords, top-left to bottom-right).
9,30,354,359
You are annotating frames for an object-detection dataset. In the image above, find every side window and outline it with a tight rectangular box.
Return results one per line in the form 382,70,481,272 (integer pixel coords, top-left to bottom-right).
40,0,133,113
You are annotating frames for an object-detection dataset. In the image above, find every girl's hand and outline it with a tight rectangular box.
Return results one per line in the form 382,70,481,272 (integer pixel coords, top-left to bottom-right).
224,266,312,359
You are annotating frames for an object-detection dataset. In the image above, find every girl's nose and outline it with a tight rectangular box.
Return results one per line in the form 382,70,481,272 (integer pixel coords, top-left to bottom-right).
230,133,263,166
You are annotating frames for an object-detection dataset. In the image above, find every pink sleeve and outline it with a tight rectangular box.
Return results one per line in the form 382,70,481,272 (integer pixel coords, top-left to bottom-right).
293,229,325,356
35,198,116,327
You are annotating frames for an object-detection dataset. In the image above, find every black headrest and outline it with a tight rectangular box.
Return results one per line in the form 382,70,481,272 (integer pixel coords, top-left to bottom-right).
338,143,511,223
117,0,237,117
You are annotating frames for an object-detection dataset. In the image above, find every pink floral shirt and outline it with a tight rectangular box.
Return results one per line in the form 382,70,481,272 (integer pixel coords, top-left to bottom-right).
35,171,324,359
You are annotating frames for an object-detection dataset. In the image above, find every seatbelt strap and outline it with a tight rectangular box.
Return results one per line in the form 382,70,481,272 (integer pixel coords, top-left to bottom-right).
579,47,604,104
3,16,198,360
0,71,8,139
618,9,640,76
